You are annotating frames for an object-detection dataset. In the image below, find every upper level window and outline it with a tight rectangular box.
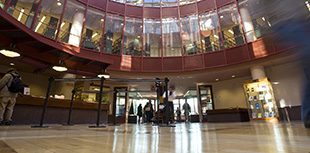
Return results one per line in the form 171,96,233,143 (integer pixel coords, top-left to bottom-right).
144,0,161,7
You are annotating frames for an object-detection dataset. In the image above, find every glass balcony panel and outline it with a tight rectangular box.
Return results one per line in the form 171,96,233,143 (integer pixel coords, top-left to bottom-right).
123,17,143,56
6,0,39,28
143,19,161,57
103,14,124,55
34,0,64,39
58,0,86,46
81,7,105,51
181,15,201,55
238,0,276,42
126,0,143,6
162,18,182,57
0,0,6,9
199,10,220,52
112,0,126,3
144,0,160,7
179,0,196,5
218,4,245,49
161,0,177,7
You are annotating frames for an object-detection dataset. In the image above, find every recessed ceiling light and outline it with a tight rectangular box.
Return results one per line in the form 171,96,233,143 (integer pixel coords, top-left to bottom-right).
220,15,224,19
100,18,104,22
82,76,86,78
215,78,219,81
272,82,279,85
57,2,62,6
10,63,15,66
232,75,236,78
0,49,20,58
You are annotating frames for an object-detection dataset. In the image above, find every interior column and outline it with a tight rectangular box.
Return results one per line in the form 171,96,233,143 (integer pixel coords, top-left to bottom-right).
251,65,266,80
239,7,256,42
68,12,84,46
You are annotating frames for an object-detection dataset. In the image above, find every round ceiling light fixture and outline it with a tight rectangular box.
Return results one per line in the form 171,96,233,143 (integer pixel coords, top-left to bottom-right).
97,73,110,79
52,60,68,72
97,69,110,79
0,49,20,58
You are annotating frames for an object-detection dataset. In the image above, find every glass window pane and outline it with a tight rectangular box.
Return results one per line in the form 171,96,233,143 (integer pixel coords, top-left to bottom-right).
199,10,220,52
123,17,143,56
7,0,39,28
144,0,160,7
218,4,245,49
58,0,86,46
0,0,6,9
162,18,182,57
103,14,124,55
112,0,125,3
81,8,104,51
237,0,280,42
143,19,161,57
162,0,177,7
181,15,201,55
34,0,64,39
126,0,143,6
179,0,195,5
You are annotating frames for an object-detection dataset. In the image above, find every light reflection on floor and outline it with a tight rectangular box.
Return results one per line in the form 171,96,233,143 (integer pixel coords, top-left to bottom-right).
0,122,309,153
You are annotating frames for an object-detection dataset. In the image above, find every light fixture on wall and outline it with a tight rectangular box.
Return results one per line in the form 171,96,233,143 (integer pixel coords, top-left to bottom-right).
52,60,68,72
0,44,21,58
97,69,110,79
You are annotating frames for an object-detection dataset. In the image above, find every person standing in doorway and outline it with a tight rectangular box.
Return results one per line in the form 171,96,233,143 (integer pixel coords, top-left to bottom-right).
176,107,181,122
137,104,143,124
0,68,22,126
183,101,191,122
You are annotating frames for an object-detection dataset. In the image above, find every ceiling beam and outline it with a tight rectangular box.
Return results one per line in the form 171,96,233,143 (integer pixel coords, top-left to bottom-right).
0,26,19,32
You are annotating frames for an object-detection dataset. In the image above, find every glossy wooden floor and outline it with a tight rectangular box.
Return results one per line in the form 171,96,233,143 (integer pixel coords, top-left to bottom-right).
0,122,309,153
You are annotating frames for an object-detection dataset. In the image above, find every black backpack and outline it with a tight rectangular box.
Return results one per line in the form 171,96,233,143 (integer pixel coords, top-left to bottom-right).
8,74,24,93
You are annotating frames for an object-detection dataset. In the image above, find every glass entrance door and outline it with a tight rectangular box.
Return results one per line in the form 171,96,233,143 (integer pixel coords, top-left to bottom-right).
197,85,214,121
113,87,128,124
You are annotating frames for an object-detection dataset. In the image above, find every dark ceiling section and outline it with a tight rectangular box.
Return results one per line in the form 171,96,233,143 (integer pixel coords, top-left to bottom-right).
0,15,110,76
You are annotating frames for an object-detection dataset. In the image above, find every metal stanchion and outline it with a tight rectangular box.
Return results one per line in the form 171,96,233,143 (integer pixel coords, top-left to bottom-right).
89,77,106,128
164,78,169,105
65,89,76,126
284,107,291,123
31,77,54,128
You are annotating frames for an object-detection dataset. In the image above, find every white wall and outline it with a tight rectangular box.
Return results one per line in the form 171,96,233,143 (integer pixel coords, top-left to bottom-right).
266,61,305,106
212,76,251,109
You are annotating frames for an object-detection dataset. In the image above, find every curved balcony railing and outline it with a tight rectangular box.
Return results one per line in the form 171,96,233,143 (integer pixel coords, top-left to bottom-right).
0,0,304,72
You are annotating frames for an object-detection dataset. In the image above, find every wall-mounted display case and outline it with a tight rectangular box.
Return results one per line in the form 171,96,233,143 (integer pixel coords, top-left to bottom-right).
243,78,278,119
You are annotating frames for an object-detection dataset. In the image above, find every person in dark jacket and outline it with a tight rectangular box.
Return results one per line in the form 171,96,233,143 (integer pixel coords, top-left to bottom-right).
137,104,143,124
0,68,20,125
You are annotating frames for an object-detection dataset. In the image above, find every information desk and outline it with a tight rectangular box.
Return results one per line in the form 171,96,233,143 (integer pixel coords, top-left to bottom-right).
206,108,250,122
12,95,109,125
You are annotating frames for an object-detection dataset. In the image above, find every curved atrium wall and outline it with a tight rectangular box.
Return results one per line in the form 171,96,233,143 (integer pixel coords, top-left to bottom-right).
0,0,307,72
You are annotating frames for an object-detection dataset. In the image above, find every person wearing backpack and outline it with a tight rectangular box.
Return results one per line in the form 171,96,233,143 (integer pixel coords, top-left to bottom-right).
0,68,22,125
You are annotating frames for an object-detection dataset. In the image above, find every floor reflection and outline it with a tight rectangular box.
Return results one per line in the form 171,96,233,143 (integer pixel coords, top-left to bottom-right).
0,122,309,153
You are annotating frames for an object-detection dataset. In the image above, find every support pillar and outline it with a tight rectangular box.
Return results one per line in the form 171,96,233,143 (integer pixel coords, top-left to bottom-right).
239,7,256,42
68,12,84,46
251,65,266,80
